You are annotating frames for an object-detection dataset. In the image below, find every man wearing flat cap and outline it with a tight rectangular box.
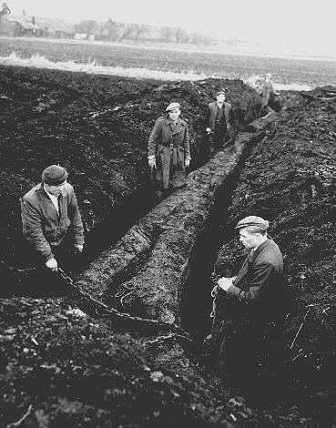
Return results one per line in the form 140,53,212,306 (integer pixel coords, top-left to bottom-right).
148,102,191,198
216,216,285,303
210,216,289,385
21,165,84,272
206,89,233,155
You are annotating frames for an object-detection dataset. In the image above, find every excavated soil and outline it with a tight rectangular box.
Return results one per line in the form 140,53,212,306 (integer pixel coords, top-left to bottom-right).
0,65,335,427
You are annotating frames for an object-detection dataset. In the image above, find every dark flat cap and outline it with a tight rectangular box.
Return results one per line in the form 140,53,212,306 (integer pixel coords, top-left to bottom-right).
42,165,68,185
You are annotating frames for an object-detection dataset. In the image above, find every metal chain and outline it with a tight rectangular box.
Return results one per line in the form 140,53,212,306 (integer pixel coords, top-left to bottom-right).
57,268,192,340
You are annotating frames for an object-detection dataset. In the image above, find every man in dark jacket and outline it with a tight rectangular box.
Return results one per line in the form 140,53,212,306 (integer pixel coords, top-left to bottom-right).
148,102,191,198
21,165,84,272
206,89,233,154
211,216,289,385
217,216,286,314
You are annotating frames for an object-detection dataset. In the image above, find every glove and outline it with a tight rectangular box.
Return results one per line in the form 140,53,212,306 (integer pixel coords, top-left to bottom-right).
217,277,233,291
148,155,156,169
45,257,58,272
185,157,191,168
74,244,84,254
206,127,212,134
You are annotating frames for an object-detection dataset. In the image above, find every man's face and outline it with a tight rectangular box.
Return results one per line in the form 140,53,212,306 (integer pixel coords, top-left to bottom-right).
216,93,225,103
168,108,181,121
239,229,260,249
45,181,66,196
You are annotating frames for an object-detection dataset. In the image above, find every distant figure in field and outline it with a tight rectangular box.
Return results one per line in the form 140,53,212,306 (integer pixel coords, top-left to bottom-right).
21,165,84,273
205,88,233,155
257,73,281,115
147,102,191,199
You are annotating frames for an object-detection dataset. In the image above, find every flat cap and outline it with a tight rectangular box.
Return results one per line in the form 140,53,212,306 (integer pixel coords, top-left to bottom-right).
42,165,68,185
166,102,181,112
235,216,269,231
216,88,227,96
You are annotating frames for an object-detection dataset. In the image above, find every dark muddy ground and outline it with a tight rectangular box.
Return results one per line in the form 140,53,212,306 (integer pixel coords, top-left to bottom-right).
0,65,335,427
0,65,260,274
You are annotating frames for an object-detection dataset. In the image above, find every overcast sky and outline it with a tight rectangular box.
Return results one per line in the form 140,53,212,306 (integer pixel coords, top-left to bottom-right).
6,0,336,57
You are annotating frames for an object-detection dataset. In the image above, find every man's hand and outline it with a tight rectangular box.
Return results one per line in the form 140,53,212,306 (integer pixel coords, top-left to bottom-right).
206,127,212,134
45,257,58,272
74,244,84,253
148,155,156,169
185,157,191,168
217,277,233,292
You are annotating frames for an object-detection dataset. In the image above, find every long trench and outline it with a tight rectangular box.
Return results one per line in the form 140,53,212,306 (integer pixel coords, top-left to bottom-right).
180,140,259,339
71,113,277,331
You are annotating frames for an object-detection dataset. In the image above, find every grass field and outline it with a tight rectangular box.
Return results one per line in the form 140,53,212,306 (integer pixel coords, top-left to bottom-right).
1,37,335,89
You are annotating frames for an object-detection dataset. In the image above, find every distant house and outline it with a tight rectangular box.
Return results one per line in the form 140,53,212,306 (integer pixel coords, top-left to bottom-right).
0,14,48,37
37,16,75,39
74,33,87,40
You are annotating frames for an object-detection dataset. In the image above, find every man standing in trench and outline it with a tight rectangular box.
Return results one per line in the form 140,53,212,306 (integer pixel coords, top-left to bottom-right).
148,102,191,199
205,88,233,155
210,216,289,386
21,164,84,273
256,73,281,116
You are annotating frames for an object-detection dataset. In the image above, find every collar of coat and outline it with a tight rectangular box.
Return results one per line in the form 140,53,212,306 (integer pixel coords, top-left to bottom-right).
164,116,186,126
247,238,271,262
209,101,230,109
35,183,66,199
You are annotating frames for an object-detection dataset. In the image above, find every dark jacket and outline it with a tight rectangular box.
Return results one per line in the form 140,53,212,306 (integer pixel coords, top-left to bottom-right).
222,238,289,320
207,101,232,132
229,239,285,300
148,116,190,189
21,183,84,261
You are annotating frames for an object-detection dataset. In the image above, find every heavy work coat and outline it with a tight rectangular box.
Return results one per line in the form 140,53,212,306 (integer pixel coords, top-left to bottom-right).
213,239,289,380
207,101,232,132
219,238,288,321
148,115,190,190
21,183,84,261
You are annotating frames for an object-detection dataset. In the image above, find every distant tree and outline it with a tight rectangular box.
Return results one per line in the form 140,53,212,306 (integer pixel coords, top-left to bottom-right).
74,19,99,36
134,24,149,41
190,32,212,46
160,26,175,43
175,27,189,44
101,19,122,41
118,23,149,42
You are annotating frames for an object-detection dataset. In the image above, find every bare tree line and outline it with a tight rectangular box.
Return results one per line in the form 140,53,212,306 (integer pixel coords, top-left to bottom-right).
0,1,213,46
74,19,213,45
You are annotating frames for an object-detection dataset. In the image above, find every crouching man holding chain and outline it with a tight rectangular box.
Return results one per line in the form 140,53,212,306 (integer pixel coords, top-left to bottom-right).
20,165,84,274
209,216,289,388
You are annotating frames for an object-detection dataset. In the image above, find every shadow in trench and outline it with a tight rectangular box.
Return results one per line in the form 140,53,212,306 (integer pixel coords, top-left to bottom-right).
181,131,266,341
180,169,243,341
